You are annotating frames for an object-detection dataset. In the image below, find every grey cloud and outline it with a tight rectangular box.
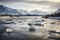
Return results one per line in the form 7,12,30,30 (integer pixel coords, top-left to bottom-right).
26,1,60,9
0,0,60,9
0,0,28,3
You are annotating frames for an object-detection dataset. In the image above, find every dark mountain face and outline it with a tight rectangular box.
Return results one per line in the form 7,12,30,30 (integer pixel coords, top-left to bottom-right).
56,9,60,14
54,9,60,16
0,5,20,15
43,9,60,18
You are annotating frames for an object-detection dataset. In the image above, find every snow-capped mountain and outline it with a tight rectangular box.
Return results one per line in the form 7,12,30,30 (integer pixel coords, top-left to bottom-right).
0,5,19,15
0,5,48,15
18,9,29,15
0,5,29,15
30,10,48,15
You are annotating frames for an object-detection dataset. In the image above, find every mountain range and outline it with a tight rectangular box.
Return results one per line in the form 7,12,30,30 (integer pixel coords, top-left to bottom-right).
0,5,48,16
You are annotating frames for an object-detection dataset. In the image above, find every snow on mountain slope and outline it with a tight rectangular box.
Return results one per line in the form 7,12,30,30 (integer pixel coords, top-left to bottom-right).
0,5,20,15
30,10,48,15
18,9,29,15
0,5,48,15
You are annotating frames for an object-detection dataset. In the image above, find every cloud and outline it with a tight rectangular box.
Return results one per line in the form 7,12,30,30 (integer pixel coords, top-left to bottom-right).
0,0,28,3
0,0,60,9
25,1,60,9
0,0,60,12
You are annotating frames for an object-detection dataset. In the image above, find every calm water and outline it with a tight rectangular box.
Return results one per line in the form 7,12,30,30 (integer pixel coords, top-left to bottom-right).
0,17,60,40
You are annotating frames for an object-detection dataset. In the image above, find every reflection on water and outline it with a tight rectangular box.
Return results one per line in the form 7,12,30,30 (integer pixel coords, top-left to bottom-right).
0,17,60,40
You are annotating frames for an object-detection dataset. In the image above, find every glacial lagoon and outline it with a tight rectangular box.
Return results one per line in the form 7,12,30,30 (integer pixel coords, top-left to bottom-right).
0,16,60,40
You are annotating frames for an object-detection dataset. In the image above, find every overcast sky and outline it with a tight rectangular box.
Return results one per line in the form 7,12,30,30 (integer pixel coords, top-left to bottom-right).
0,0,60,12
